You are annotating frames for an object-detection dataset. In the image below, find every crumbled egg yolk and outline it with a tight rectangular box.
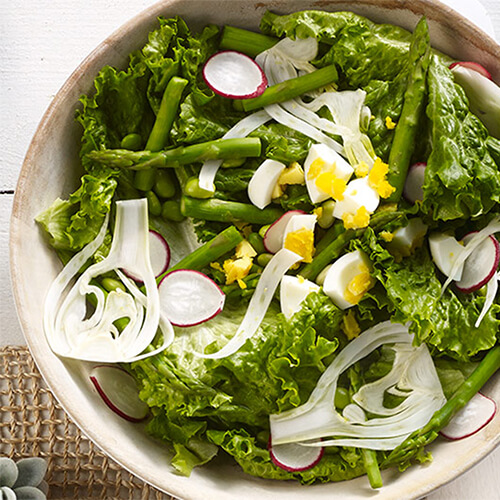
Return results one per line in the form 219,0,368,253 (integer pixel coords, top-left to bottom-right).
355,161,370,178
380,231,394,242
342,206,371,229
212,240,257,287
280,162,305,185
223,256,253,286
235,239,257,259
368,157,396,198
272,162,305,199
342,310,361,340
313,206,323,220
307,158,347,201
343,264,374,305
385,116,397,129
284,228,315,263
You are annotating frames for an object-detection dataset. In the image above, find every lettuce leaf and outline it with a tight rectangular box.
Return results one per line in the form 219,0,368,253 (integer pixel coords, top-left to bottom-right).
422,56,500,220
130,293,344,477
77,61,152,177
35,174,116,251
359,229,500,360
207,428,368,484
260,10,413,88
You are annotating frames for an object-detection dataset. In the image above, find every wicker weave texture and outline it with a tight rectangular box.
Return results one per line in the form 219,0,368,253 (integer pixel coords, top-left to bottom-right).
0,345,174,500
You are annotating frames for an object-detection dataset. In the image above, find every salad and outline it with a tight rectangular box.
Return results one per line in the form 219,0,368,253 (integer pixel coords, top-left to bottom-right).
36,8,500,489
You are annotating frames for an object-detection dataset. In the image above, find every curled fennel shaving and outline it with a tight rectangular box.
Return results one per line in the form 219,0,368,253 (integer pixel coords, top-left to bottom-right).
270,321,446,450
198,110,271,191
44,199,174,362
258,36,375,166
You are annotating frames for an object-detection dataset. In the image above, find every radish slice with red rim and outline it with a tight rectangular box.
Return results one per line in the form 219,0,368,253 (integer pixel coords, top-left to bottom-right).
403,162,426,204
158,270,225,327
449,61,492,80
263,210,305,254
455,232,500,293
202,50,268,99
440,392,496,440
123,229,170,282
89,365,149,423
269,438,324,472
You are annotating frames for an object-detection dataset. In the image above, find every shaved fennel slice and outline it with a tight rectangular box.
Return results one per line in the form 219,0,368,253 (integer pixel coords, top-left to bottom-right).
264,103,344,155
44,199,168,362
442,216,500,293
475,272,499,327
270,321,446,449
199,248,302,359
304,90,376,165
43,212,110,354
263,53,349,138
198,111,271,191
270,37,319,71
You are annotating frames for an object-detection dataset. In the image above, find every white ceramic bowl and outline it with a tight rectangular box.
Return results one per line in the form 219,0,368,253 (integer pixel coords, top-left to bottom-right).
10,1,500,499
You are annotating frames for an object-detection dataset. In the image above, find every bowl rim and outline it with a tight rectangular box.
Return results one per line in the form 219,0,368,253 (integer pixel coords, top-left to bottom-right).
9,1,500,499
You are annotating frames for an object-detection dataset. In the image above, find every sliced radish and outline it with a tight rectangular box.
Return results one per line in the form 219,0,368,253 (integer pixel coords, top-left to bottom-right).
158,270,225,327
248,159,286,209
455,232,500,293
449,61,492,80
202,50,268,99
440,392,496,440
403,162,426,203
269,438,324,472
123,229,170,282
89,365,149,423
263,210,305,253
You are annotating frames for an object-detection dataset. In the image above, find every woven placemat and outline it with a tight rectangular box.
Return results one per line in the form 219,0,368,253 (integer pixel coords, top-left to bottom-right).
0,345,175,500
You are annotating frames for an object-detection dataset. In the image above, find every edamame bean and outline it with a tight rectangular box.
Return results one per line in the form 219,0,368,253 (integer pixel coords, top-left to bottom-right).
221,157,246,168
334,387,350,410
146,190,162,216
154,169,177,199
317,200,336,229
162,200,185,222
101,277,126,292
248,232,266,255
184,176,214,199
120,133,142,151
258,224,270,239
256,253,273,267
134,169,156,192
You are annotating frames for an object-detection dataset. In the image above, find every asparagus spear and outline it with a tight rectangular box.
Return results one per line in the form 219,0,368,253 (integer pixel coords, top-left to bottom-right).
362,449,383,489
180,196,283,225
87,137,262,170
383,344,500,467
387,17,431,202
300,208,404,281
135,76,188,192
220,25,277,57
233,65,338,112
157,225,243,282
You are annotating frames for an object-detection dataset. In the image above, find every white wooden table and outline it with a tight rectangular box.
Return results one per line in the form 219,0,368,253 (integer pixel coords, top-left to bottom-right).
1,1,499,498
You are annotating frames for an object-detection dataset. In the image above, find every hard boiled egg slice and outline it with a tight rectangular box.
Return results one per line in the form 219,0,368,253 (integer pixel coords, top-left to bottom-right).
428,233,465,281
387,218,428,259
304,144,354,204
283,213,317,263
323,250,375,310
248,159,286,209
280,275,320,319
332,177,380,228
